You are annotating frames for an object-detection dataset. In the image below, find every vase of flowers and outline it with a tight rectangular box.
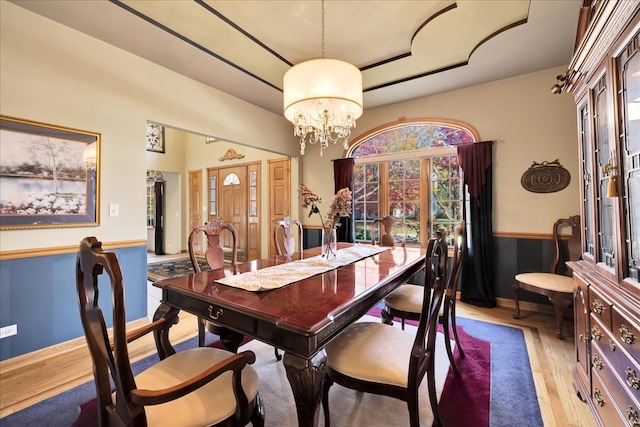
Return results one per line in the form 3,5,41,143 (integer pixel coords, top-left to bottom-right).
299,184,352,259
321,226,338,259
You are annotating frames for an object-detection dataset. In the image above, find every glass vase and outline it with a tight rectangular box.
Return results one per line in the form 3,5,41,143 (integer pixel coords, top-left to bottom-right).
322,227,337,259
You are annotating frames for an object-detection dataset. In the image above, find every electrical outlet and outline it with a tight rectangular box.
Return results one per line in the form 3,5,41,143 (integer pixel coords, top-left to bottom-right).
0,324,17,339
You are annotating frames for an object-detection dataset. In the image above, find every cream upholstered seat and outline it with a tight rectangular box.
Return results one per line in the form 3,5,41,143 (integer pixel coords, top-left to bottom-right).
325,322,415,387
383,284,424,315
76,236,264,427
514,273,573,293
322,235,464,427
130,348,259,426
513,215,581,339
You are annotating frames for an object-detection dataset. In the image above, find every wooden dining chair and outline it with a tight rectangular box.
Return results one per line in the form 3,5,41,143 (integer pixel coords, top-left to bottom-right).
76,236,264,427
382,223,466,374
188,219,238,347
371,215,407,247
273,216,303,256
189,220,281,360
322,237,450,427
513,215,581,339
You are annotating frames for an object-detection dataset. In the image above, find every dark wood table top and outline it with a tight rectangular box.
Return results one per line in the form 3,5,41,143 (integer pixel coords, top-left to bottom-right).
153,244,426,357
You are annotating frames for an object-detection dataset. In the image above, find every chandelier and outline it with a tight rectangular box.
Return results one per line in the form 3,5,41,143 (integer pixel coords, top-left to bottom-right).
283,0,363,156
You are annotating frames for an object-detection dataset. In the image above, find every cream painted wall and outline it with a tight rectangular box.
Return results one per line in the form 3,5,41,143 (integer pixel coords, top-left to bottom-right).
146,128,186,254
0,2,297,252
300,66,580,234
146,126,301,257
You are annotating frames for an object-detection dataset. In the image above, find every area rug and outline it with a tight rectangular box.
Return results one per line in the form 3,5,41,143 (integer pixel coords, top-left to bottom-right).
0,313,542,427
147,257,209,282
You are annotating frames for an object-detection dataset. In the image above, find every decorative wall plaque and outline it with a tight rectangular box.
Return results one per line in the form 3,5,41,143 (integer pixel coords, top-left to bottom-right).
219,148,245,161
521,159,571,193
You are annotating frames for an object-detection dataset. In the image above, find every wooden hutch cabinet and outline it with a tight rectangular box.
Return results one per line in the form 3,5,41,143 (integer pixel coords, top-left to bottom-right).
567,2,640,426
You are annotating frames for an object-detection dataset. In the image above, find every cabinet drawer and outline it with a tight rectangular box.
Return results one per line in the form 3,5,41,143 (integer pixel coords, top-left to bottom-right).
612,307,640,362
592,315,640,402
589,286,613,330
592,368,628,427
592,341,640,426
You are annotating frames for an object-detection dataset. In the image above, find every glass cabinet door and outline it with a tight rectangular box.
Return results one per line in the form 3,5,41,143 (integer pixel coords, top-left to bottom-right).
593,74,616,270
618,31,640,282
579,101,596,260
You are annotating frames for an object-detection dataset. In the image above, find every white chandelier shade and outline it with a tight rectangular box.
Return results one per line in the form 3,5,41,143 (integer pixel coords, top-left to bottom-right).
283,58,363,156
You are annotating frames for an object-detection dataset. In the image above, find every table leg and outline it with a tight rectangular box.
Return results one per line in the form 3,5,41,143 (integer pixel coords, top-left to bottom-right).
283,350,327,427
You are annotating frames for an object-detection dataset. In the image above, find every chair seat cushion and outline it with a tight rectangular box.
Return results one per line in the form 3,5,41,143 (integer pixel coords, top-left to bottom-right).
384,284,424,313
126,347,259,427
515,273,573,293
325,322,412,387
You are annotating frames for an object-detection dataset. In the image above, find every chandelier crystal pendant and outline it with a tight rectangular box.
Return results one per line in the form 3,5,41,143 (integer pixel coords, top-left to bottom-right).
282,1,363,156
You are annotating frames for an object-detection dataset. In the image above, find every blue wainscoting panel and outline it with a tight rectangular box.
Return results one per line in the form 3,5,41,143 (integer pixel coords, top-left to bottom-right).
0,244,147,361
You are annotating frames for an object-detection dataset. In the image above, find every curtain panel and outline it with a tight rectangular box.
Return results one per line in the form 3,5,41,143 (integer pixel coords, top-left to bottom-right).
333,158,355,243
457,141,496,307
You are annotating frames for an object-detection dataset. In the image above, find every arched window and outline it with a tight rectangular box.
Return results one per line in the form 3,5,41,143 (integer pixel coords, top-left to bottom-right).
348,119,478,246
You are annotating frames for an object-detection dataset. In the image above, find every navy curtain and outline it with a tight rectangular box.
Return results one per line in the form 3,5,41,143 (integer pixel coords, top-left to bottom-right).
457,141,496,307
333,158,355,242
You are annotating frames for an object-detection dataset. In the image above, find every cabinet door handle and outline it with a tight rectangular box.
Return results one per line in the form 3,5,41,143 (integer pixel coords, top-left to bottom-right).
592,299,604,314
593,388,605,407
592,355,603,370
627,406,640,427
619,324,635,345
591,326,602,341
626,368,640,390
608,339,617,351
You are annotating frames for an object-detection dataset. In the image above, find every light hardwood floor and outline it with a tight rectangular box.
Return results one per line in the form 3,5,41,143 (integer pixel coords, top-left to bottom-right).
0,295,596,426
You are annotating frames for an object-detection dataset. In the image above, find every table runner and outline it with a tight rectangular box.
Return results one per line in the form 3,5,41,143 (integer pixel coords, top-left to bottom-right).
214,245,391,291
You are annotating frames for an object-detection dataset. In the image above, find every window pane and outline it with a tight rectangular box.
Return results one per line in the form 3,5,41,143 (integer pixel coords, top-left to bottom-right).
365,203,379,220
354,162,380,242
209,176,216,216
431,154,462,241
354,202,364,221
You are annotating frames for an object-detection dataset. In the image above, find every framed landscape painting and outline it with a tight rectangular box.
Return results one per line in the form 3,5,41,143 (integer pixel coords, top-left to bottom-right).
0,115,100,230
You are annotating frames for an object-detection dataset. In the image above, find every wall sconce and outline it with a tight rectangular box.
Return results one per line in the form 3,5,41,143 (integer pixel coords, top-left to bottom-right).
551,70,575,94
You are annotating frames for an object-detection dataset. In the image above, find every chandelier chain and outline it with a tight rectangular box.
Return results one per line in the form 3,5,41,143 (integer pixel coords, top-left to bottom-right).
321,0,325,58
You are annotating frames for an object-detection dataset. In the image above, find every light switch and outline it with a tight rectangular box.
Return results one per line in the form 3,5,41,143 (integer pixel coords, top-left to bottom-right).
109,204,120,217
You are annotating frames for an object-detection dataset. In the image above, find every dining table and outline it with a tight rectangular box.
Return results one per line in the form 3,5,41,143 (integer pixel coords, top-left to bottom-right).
152,242,427,427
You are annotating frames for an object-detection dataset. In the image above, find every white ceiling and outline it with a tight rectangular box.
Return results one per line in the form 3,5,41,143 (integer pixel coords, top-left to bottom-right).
11,0,581,115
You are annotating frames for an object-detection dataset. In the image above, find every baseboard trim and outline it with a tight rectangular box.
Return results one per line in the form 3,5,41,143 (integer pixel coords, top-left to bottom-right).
0,318,149,374
454,291,554,315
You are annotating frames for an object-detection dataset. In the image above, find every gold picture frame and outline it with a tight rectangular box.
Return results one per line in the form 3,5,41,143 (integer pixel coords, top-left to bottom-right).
0,115,100,229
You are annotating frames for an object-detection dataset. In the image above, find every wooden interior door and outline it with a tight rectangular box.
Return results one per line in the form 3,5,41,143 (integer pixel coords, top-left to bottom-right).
268,158,291,257
188,169,203,254
219,166,247,261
